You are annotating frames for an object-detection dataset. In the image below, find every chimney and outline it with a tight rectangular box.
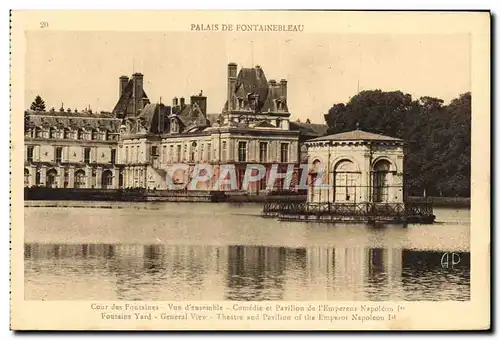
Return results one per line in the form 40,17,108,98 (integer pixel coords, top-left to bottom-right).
119,75,129,97
132,73,144,113
172,97,178,107
280,79,288,100
227,62,237,112
268,79,277,86
180,97,185,107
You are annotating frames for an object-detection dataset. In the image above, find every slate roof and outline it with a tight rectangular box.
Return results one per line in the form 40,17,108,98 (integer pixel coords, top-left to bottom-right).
111,78,148,116
136,103,170,133
206,113,222,125
223,66,289,114
26,110,121,131
289,122,328,137
170,102,210,132
307,129,403,142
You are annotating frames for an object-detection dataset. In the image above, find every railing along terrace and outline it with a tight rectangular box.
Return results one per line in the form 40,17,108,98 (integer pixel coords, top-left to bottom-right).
263,201,434,217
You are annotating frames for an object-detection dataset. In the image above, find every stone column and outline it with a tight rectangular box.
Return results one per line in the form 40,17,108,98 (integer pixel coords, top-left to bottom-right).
361,153,371,203
111,168,118,189
29,165,36,187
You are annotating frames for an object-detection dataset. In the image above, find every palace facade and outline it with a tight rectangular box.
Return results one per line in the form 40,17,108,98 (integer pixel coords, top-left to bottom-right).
24,63,308,192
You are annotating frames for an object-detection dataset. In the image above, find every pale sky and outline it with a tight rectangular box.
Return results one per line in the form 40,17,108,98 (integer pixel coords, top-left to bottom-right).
25,31,470,123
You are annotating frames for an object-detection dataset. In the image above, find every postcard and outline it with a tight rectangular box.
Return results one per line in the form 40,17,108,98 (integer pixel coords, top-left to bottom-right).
10,10,490,331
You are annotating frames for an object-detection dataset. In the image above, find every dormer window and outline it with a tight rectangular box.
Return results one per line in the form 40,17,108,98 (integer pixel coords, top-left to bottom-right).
237,98,244,109
248,93,259,112
170,118,178,133
276,99,284,111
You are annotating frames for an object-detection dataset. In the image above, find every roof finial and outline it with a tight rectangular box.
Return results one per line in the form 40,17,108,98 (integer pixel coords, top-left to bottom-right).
356,121,360,130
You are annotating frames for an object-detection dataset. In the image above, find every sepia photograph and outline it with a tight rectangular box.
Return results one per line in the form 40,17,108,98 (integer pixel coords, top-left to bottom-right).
10,10,490,330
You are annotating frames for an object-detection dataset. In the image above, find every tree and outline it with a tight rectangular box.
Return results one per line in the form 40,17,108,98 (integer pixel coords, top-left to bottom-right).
24,110,30,132
323,90,472,197
30,95,46,111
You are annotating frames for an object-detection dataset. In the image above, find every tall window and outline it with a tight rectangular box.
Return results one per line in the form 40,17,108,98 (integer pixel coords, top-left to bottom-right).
136,146,140,163
125,146,129,163
183,145,187,161
221,141,227,162
111,149,116,164
24,169,30,187
238,141,247,162
334,160,360,202
35,170,41,185
259,142,268,162
74,169,86,188
207,143,212,162
84,148,91,163
27,146,34,162
200,144,204,162
176,145,182,162
190,142,197,162
162,145,167,163
169,145,174,163
55,147,62,163
102,170,113,189
280,143,289,163
64,171,69,188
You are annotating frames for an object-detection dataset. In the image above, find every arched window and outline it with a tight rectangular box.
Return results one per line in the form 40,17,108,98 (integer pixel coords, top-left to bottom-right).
46,168,57,188
333,160,360,203
24,169,30,187
372,159,391,203
102,170,113,189
74,169,86,188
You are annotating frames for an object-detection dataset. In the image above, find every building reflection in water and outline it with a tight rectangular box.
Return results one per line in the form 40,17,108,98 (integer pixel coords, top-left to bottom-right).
24,243,470,301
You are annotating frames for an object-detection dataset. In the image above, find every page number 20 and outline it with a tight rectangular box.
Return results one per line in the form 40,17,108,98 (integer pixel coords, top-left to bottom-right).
40,21,49,28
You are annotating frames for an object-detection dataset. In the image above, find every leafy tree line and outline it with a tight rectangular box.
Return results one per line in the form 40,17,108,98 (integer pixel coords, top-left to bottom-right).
324,90,471,197
25,95,46,131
